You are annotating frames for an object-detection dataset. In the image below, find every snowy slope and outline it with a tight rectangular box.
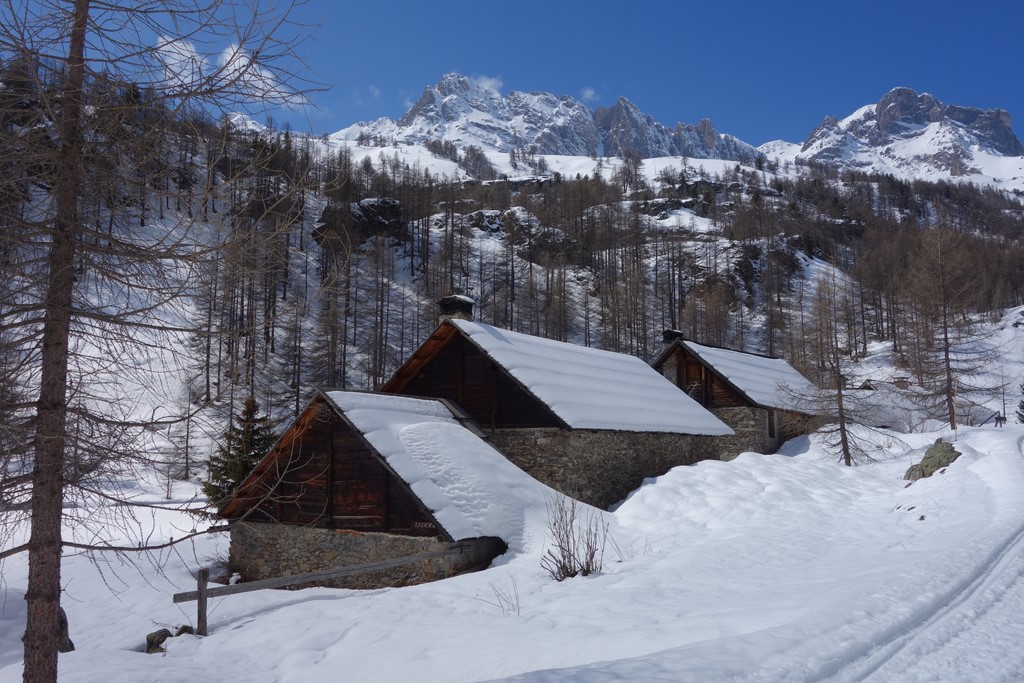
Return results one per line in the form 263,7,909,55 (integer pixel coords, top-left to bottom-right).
506,427,1024,682
3,303,1024,681
3,422,1024,682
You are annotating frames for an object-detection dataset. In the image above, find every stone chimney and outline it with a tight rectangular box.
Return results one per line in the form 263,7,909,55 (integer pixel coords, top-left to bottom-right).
439,295,475,322
662,329,685,350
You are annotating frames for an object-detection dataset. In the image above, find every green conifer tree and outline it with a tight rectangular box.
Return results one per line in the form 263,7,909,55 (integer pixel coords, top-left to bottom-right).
203,396,277,508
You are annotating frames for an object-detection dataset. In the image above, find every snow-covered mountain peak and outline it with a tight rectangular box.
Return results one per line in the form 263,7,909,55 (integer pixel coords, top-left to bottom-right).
874,87,944,136
342,72,760,162
762,87,1024,189
328,76,1022,191
398,72,506,127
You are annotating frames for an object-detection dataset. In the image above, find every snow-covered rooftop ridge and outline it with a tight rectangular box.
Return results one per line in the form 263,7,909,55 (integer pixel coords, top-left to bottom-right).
322,390,556,549
681,340,815,411
449,320,733,435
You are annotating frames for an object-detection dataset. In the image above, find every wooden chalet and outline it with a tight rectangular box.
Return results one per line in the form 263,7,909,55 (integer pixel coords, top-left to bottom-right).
219,390,510,588
380,317,567,431
653,330,817,454
380,300,733,508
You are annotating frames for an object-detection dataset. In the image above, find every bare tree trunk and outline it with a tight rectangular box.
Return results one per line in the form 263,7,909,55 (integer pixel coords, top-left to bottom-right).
23,3,89,680
831,308,852,467
941,300,957,430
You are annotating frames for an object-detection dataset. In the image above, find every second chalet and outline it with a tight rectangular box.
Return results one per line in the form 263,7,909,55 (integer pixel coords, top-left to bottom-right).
653,330,817,456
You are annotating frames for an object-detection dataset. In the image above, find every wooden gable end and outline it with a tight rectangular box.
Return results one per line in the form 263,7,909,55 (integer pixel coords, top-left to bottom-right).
657,345,751,409
380,322,458,394
223,397,445,539
382,322,563,430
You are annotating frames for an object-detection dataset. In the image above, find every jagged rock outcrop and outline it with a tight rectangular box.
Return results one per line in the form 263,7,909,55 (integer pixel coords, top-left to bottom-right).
593,97,678,157
506,90,598,156
677,118,761,162
943,104,1023,156
875,87,945,138
314,198,406,253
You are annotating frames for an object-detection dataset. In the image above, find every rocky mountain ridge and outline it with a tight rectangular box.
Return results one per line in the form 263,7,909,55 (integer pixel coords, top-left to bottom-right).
761,87,1024,184
329,75,1024,191
335,73,762,162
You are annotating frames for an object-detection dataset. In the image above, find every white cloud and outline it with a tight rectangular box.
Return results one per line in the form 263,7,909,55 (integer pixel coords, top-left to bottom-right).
472,75,503,95
154,36,209,90
580,87,599,102
153,36,306,107
218,43,306,106
368,84,381,100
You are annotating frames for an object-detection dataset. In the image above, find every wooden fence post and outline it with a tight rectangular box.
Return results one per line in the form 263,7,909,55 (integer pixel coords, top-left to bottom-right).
197,568,209,636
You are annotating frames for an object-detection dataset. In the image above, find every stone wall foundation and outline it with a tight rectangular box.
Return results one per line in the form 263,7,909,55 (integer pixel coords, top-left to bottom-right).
488,429,722,509
229,523,505,589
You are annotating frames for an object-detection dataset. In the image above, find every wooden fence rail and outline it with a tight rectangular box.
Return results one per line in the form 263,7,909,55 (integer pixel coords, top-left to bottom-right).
173,543,471,635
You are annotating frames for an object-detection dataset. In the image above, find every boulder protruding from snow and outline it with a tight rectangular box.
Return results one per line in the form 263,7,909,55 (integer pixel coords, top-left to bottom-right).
904,439,961,481
145,628,172,654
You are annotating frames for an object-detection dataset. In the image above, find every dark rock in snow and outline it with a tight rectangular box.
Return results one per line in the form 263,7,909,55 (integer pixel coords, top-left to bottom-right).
58,606,74,653
315,198,407,252
904,438,961,481
146,628,172,653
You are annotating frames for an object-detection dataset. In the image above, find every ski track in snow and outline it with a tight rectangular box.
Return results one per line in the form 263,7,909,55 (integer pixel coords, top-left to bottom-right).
824,434,1024,683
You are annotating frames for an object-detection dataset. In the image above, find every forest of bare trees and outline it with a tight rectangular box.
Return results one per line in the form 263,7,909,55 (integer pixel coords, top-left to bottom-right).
0,0,316,680
158,135,1024,457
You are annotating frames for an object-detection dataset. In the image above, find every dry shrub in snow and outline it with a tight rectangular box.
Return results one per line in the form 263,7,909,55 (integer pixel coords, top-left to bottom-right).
541,495,608,581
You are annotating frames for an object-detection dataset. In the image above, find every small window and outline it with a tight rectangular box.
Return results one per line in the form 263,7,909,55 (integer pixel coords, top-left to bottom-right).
464,355,484,385
767,409,777,439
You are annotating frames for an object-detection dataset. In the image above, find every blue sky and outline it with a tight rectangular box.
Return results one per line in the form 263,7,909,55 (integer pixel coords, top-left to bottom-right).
270,0,1024,146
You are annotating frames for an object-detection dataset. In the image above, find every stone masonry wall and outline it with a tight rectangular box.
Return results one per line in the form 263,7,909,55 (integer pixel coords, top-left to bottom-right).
709,406,770,459
711,407,819,457
488,430,722,509
229,523,505,589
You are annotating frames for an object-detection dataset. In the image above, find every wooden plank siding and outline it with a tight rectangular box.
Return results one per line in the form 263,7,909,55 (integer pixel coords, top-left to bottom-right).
393,330,562,430
380,323,458,395
225,397,443,539
665,348,749,409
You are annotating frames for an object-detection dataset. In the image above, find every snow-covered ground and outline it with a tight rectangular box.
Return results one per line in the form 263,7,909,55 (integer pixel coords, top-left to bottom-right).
3,306,1024,683
2,420,1024,682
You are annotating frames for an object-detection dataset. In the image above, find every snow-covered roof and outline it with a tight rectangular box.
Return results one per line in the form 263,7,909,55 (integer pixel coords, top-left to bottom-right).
679,340,815,411
450,320,733,435
323,390,555,548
